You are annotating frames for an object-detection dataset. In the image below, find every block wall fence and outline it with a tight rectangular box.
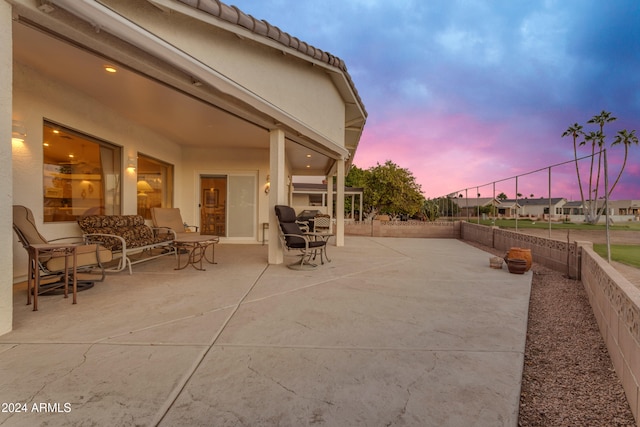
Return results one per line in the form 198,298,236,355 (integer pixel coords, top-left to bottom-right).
459,221,639,424
344,220,460,238
346,219,638,424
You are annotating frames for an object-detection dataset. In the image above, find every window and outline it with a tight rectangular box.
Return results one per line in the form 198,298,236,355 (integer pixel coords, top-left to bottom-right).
137,154,174,219
309,194,323,206
43,121,121,222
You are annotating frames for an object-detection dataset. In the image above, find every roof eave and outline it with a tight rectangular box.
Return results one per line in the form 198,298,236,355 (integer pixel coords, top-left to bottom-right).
153,0,366,159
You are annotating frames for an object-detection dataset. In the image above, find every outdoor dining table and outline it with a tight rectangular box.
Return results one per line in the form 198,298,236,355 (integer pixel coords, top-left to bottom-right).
173,234,219,271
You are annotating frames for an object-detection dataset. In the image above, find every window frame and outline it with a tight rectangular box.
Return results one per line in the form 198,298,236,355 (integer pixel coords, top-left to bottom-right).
42,120,122,222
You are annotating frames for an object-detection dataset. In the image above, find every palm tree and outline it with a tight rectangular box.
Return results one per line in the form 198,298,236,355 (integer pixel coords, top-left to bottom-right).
587,111,616,209
581,131,600,221
588,110,617,132
610,129,639,194
561,123,585,208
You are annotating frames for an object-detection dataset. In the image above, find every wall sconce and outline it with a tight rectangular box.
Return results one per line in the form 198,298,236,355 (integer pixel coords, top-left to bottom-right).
127,156,136,172
265,174,270,194
12,120,27,144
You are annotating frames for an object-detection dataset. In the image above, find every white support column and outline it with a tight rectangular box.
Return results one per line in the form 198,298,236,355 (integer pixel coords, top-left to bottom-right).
326,176,333,217
268,129,286,264
336,159,345,246
350,194,355,220
0,1,13,335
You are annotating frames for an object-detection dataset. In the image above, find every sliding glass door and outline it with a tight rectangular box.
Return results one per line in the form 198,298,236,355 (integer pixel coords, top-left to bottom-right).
199,174,256,239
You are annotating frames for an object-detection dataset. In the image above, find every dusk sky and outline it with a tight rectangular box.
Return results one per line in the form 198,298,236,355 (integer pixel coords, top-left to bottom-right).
230,1,640,200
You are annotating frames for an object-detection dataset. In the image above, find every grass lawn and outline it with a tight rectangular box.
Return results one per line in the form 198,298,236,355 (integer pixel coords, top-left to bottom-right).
593,244,640,268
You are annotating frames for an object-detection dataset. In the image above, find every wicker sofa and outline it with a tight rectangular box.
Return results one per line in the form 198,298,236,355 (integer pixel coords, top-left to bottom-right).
78,215,175,274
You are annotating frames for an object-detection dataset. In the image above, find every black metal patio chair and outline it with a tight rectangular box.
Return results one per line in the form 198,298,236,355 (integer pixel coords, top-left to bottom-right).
275,205,327,270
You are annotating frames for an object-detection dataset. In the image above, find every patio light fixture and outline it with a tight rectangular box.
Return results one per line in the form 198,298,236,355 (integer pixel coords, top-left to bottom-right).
12,120,27,144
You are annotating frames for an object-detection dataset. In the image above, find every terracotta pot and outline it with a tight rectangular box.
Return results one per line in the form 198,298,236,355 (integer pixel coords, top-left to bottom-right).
506,247,532,271
507,258,527,274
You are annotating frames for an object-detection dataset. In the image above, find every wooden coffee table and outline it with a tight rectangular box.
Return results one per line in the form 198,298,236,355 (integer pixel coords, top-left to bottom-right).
173,234,219,271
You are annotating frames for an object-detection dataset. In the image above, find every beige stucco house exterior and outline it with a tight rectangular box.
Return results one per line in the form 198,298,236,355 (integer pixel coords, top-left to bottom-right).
2,0,366,334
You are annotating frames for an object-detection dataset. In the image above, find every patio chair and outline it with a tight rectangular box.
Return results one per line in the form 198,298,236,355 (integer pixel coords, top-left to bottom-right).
151,207,199,238
312,214,332,233
274,205,327,270
12,205,112,294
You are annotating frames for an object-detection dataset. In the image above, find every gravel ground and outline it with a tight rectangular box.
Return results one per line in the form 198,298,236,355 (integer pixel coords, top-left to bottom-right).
465,242,637,426
519,264,635,426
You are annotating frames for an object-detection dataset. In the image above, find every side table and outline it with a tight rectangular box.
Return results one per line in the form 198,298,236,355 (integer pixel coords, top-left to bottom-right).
27,243,78,311
173,234,220,271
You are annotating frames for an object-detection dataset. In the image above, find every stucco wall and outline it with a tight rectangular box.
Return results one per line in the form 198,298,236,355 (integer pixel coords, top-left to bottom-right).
1,0,13,335
179,146,272,240
103,0,346,145
11,62,182,281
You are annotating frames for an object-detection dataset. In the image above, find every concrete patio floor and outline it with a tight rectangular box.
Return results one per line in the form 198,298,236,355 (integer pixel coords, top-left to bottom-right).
0,237,532,426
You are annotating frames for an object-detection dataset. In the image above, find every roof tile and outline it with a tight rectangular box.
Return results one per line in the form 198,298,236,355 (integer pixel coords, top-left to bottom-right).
196,0,220,16
176,0,366,116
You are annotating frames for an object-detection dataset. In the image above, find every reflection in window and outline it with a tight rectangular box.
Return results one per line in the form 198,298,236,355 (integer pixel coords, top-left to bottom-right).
43,121,121,222
137,154,173,219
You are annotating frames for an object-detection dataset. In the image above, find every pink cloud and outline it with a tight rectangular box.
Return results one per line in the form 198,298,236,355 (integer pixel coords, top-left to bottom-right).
353,110,640,200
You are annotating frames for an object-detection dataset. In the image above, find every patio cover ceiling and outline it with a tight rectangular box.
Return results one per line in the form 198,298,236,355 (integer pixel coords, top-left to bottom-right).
12,7,350,175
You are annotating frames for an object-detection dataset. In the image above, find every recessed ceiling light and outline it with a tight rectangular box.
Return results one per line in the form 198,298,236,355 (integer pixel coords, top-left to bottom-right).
306,154,312,158
104,65,117,73
306,165,311,168
53,129,59,134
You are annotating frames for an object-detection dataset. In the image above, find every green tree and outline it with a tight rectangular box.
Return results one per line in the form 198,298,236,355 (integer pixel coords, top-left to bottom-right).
435,196,459,218
496,192,508,201
344,164,367,217
420,198,440,221
363,160,424,217
345,164,367,188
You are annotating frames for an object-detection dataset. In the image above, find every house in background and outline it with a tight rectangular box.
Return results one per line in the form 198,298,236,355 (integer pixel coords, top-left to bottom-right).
562,201,584,216
3,0,366,335
453,197,499,218
563,200,640,222
502,198,567,219
611,200,640,217
291,182,364,221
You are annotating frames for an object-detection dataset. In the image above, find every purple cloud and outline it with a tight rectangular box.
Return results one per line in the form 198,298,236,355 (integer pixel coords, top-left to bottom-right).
230,0,640,199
